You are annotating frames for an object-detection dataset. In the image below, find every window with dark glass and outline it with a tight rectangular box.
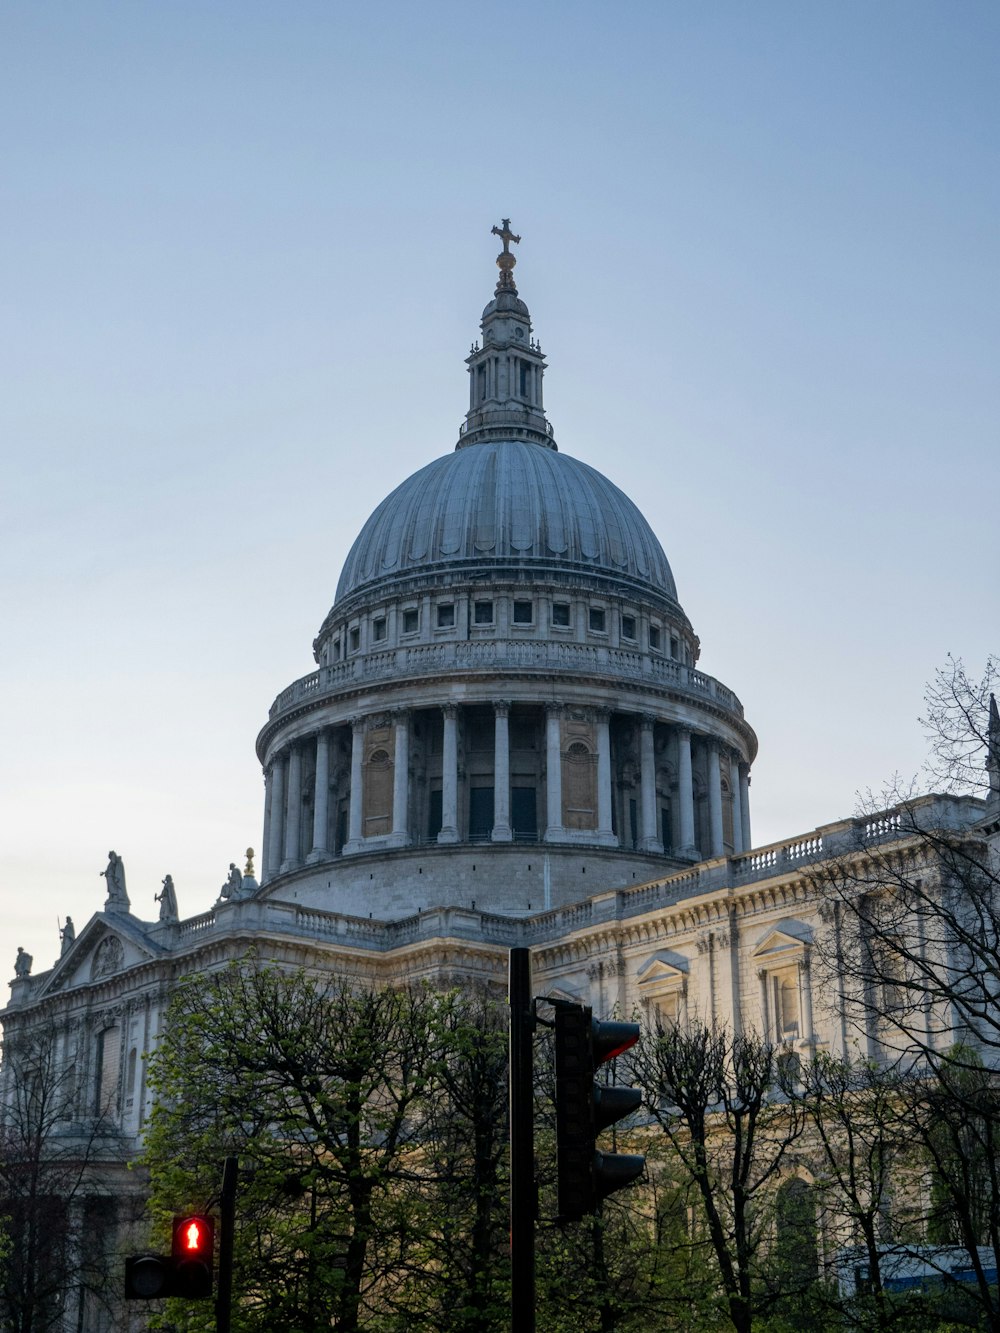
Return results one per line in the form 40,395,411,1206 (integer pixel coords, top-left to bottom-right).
437,603,455,628
589,607,606,633
648,624,661,651
621,614,636,640
349,627,360,652
372,617,386,642
670,635,679,659
474,600,494,625
402,608,419,634
513,600,533,625
551,602,571,627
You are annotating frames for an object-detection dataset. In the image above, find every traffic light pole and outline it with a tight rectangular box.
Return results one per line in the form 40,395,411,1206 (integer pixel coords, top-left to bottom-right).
215,1155,238,1333
509,947,535,1333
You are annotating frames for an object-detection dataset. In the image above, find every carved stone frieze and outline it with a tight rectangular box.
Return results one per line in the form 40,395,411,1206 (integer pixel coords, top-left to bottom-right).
91,937,124,980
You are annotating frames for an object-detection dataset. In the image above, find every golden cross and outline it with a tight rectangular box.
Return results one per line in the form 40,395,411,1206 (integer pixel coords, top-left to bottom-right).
491,218,521,255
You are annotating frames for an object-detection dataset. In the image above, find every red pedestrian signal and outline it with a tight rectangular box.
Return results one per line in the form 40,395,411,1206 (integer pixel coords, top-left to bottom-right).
171,1214,215,1299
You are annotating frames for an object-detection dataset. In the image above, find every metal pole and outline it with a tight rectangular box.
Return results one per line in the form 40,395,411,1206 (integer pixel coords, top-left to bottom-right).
216,1155,238,1333
509,946,535,1332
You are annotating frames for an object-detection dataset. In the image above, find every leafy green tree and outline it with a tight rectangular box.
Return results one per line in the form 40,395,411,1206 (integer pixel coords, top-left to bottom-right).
142,962,441,1332
380,988,510,1333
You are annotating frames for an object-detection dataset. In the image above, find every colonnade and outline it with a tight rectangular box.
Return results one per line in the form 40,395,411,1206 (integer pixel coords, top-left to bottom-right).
261,701,752,882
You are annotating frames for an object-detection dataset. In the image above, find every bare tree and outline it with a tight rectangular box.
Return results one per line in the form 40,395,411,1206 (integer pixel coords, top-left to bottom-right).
809,657,1000,1327
0,1031,122,1333
626,1024,807,1333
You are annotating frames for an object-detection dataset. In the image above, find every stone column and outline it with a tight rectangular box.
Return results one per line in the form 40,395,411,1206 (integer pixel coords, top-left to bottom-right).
739,763,752,852
798,953,814,1051
492,701,512,841
308,730,330,861
758,968,771,1041
707,743,724,858
729,754,743,855
345,718,365,853
261,766,273,884
267,754,285,877
391,711,410,845
638,714,663,853
595,708,615,844
544,703,564,841
677,727,696,856
282,745,303,870
438,704,460,844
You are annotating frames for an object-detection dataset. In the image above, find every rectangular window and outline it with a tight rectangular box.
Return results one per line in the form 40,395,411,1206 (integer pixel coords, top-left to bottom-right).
95,1027,120,1116
428,788,443,840
349,627,360,652
511,786,538,839
402,608,419,635
648,624,661,651
621,614,636,640
670,635,679,659
589,607,606,633
551,602,571,627
469,786,494,840
474,600,494,625
437,603,455,629
513,600,533,625
332,640,341,661
372,617,386,642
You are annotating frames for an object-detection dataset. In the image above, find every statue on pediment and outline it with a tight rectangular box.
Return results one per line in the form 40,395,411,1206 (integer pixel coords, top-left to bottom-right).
60,916,75,955
14,946,32,978
156,874,178,923
100,851,130,912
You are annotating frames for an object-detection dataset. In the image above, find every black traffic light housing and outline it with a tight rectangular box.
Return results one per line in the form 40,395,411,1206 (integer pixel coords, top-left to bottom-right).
124,1214,215,1301
554,1001,645,1223
124,1253,173,1300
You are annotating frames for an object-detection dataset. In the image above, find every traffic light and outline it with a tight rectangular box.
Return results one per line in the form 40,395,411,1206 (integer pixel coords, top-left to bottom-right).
124,1253,173,1300
172,1214,215,1298
124,1214,215,1301
554,1001,645,1223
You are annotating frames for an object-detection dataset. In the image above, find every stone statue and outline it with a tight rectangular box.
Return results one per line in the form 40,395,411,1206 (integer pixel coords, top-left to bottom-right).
221,863,243,900
14,947,32,978
60,916,75,955
100,850,129,911
155,874,178,923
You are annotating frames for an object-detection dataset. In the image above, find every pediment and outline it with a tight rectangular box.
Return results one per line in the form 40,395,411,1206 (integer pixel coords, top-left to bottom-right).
37,913,165,996
751,918,813,963
636,950,690,985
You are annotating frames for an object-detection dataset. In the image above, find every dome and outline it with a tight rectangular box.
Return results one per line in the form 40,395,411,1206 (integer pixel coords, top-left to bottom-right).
334,439,679,608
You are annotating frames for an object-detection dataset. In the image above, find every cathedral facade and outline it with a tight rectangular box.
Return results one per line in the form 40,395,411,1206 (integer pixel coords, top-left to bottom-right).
1,226,994,1331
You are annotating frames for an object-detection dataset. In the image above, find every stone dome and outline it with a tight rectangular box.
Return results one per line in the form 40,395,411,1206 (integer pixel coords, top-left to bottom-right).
334,439,679,609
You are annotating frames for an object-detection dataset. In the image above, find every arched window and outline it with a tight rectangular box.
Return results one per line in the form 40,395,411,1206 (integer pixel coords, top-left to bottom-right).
774,1178,818,1290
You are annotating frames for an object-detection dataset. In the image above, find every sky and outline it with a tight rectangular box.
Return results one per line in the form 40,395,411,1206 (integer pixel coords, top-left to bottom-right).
1,1,997,980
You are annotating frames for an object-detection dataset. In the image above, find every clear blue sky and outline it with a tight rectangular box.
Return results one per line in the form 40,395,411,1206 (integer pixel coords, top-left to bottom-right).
2,1,997,976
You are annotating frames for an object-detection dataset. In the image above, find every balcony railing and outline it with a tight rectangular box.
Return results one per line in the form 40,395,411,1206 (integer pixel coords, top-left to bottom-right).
268,640,744,722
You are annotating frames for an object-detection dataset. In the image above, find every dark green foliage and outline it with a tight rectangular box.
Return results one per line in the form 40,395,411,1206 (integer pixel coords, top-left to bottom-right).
142,965,513,1332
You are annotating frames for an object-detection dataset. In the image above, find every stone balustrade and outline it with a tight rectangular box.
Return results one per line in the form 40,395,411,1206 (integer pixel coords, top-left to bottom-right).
268,639,745,722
